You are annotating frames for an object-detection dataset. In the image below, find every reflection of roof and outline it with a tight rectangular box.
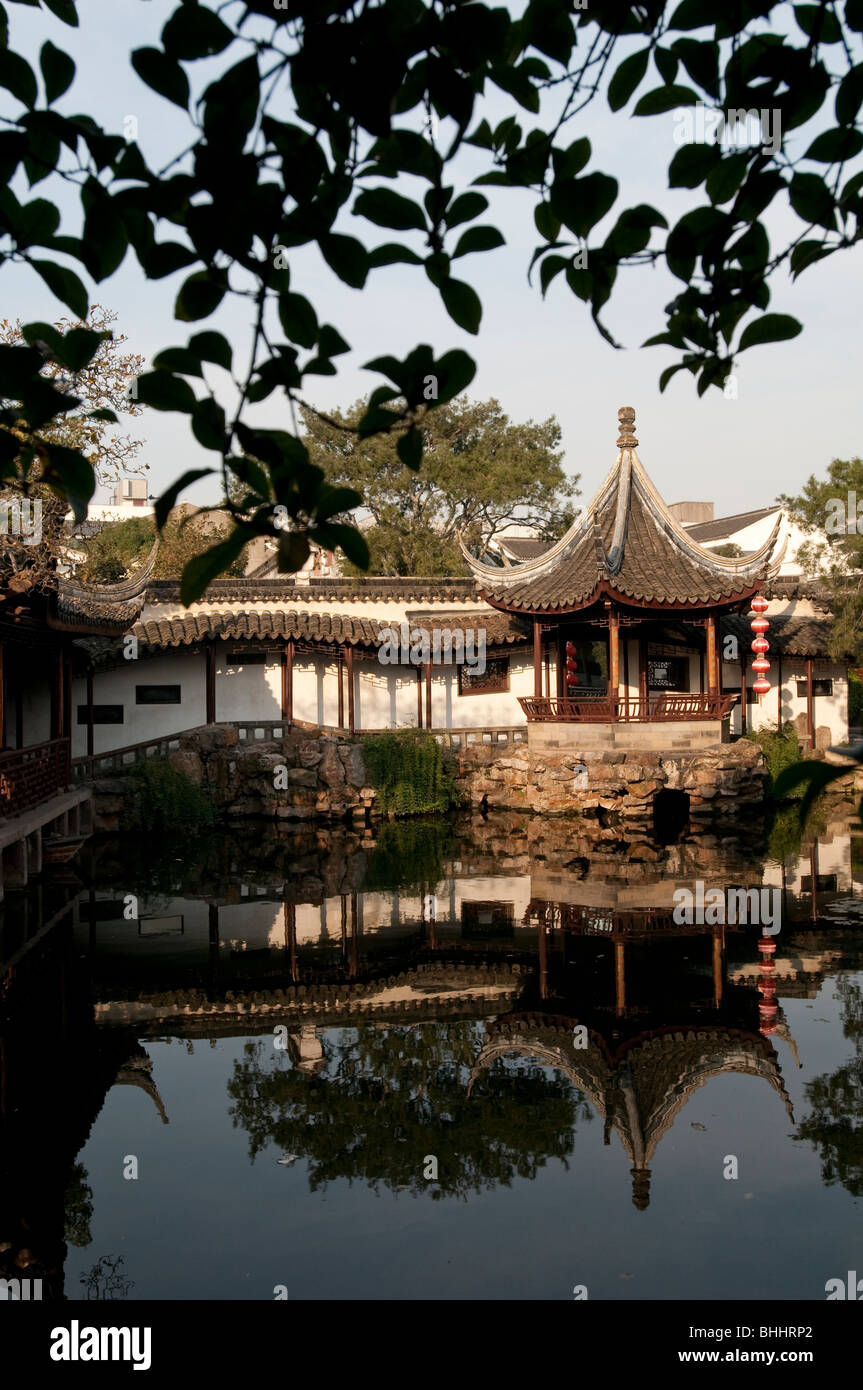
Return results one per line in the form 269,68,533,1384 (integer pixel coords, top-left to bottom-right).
469,1015,793,1207
133,607,530,651
686,507,779,544
722,612,837,658
462,410,783,613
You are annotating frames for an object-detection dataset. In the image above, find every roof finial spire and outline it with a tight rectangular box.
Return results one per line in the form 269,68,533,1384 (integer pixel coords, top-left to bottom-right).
617,405,638,450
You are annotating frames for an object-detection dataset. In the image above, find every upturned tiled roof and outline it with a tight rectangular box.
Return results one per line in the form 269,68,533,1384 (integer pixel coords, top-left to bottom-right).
721,612,837,658
48,541,158,635
134,607,530,652
144,576,479,603
462,409,784,613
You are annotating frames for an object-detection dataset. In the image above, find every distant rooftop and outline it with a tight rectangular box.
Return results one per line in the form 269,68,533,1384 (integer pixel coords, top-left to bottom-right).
686,506,779,544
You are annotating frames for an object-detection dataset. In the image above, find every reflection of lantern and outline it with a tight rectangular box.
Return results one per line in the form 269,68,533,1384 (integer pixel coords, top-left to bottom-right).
565,641,578,688
750,594,771,699
757,936,778,1036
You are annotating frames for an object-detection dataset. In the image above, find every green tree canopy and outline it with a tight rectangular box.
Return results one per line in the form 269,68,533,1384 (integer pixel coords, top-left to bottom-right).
302,395,576,575
1,0,861,600
779,456,863,660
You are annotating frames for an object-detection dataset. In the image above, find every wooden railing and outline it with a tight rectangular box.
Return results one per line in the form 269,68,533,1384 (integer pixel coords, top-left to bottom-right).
0,738,72,818
519,693,737,723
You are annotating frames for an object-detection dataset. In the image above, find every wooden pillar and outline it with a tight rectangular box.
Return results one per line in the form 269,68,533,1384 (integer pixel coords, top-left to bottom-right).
740,658,747,734
806,656,814,749
0,641,5,749
615,937,626,1016
712,926,724,1009
538,918,548,1000
14,679,22,750
623,635,630,719
346,644,355,734
543,648,550,703
533,619,542,700
337,652,344,729
425,660,432,731
284,899,298,982
706,611,718,696
205,644,216,724
208,902,220,984
349,890,359,978
281,639,294,724
777,651,782,729
86,665,95,758
416,665,423,727
340,894,348,967
62,653,72,740
609,607,620,716
638,636,648,705
54,649,64,739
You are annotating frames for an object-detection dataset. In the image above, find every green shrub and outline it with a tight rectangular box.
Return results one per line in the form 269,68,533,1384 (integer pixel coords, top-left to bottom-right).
123,760,214,832
849,670,863,726
365,819,458,891
745,722,803,798
361,729,460,817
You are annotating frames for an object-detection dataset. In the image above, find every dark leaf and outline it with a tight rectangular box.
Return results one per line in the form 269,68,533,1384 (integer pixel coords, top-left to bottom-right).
607,48,649,111
30,259,88,317
452,225,505,257
175,270,228,322
155,468,214,529
633,85,699,116
738,313,802,351
354,187,427,232
189,331,232,371
444,192,489,229
804,127,863,163
134,370,198,412
396,426,423,470
319,232,369,289
0,50,37,108
440,278,482,334
181,530,249,605
39,41,75,104
789,172,837,229
131,48,190,109
191,397,227,452
368,243,423,267
278,292,318,349
162,5,233,60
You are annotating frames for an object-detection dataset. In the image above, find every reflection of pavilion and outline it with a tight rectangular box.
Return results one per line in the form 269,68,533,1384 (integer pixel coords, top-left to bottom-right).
469,1013,793,1209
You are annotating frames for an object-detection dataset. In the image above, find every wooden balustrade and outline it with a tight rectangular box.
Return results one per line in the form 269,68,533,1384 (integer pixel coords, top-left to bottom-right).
0,738,72,818
519,693,737,723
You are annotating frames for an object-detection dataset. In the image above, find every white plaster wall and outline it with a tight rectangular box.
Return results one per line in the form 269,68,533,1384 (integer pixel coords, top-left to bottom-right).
215,654,280,720
71,652,206,756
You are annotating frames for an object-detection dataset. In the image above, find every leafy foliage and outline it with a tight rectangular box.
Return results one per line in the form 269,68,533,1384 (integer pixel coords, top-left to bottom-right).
745,721,804,796
364,818,459,891
227,1023,588,1199
303,395,576,575
123,759,214,833
362,730,460,816
73,506,247,581
780,457,863,663
1,0,861,597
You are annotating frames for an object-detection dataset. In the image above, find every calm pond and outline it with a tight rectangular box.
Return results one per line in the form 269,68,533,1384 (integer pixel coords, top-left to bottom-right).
1,807,861,1301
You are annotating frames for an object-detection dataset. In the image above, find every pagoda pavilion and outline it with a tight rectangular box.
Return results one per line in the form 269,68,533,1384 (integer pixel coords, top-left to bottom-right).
462,406,784,733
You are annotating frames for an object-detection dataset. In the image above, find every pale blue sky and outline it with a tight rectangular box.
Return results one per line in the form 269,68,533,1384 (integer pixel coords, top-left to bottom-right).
5,0,862,518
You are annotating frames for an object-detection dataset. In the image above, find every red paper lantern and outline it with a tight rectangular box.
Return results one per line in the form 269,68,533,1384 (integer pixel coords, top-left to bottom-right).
749,595,771,701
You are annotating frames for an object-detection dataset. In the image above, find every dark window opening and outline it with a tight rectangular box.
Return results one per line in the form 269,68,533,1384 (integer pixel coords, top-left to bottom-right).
458,658,509,696
796,678,833,698
136,684,181,704
77,705,124,725
462,900,514,936
648,657,689,692
800,874,838,894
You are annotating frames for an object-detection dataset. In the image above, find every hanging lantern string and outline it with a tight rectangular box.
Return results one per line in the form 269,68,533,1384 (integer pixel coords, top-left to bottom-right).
750,594,770,704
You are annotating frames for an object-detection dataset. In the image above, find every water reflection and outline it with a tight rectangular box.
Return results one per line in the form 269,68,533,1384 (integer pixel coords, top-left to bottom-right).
1,809,862,1298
